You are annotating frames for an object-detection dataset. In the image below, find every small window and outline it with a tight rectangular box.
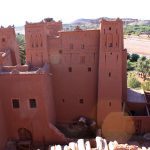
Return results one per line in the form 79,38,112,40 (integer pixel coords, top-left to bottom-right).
88,67,91,72
62,99,65,103
29,99,36,108
109,72,111,77
80,99,84,104
104,29,105,34
109,27,111,30
68,67,72,72
12,99,19,108
109,102,111,107
2,38,5,42
81,44,85,49
70,44,73,49
109,43,113,47
59,50,62,54
110,52,112,55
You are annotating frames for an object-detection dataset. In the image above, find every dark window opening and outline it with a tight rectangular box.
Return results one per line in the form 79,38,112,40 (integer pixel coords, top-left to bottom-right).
109,102,111,107
81,44,85,49
59,50,63,54
29,99,36,108
130,110,135,116
62,99,65,103
109,27,111,30
104,29,105,34
32,43,34,48
109,72,111,77
2,38,5,42
105,42,107,46
68,67,72,72
88,67,91,72
110,52,112,55
109,43,113,47
116,42,118,46
117,55,118,61
41,43,43,47
70,44,74,49
12,99,19,108
80,99,84,104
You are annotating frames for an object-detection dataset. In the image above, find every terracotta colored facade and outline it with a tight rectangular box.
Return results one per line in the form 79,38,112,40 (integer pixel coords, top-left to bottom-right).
0,18,148,149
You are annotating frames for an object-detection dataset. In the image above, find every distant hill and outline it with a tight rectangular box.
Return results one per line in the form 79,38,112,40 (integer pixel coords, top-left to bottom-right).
71,18,148,25
128,20,150,26
14,18,150,34
15,26,24,34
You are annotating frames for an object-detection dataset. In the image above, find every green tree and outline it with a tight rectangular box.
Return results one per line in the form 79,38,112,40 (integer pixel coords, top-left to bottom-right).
127,60,133,71
136,57,150,80
130,53,140,62
16,33,26,65
142,80,150,91
127,73,141,89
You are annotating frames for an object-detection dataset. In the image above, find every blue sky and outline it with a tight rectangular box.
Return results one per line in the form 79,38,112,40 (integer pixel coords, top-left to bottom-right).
0,0,149,26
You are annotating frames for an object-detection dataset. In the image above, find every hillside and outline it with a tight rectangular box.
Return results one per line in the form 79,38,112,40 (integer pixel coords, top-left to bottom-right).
71,18,148,25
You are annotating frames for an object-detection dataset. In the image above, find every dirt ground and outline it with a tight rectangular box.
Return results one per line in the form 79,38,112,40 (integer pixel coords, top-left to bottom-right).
124,36,150,58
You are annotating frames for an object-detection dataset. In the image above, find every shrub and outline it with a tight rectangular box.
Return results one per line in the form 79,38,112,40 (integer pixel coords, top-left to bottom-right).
142,80,150,91
127,60,133,71
128,73,141,89
130,53,140,62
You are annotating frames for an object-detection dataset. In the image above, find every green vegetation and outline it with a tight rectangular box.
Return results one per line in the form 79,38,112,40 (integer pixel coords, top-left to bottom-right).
130,53,140,62
124,25,150,35
127,54,150,90
127,73,141,89
136,57,150,80
16,33,26,65
142,80,150,91
127,53,139,71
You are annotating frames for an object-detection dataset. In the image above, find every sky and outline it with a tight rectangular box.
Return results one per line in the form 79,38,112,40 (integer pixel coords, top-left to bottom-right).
0,0,150,26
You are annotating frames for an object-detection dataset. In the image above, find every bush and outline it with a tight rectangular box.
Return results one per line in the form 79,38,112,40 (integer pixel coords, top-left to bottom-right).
128,73,141,89
142,80,150,91
130,54,140,62
127,60,133,71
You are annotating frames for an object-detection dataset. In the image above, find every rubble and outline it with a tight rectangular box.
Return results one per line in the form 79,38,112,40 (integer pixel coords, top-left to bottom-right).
48,136,150,150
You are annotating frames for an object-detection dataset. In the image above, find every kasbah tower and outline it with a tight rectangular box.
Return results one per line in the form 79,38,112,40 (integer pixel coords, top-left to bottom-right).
0,17,149,149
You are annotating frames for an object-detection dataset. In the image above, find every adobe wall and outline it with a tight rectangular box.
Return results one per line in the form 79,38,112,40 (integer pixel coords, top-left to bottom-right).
0,27,20,65
49,30,100,123
0,100,8,149
125,116,150,134
122,49,127,101
97,19,124,126
0,73,59,143
25,20,62,67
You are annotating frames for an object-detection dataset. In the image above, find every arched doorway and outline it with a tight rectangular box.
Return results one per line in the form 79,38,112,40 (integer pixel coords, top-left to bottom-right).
18,128,32,141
